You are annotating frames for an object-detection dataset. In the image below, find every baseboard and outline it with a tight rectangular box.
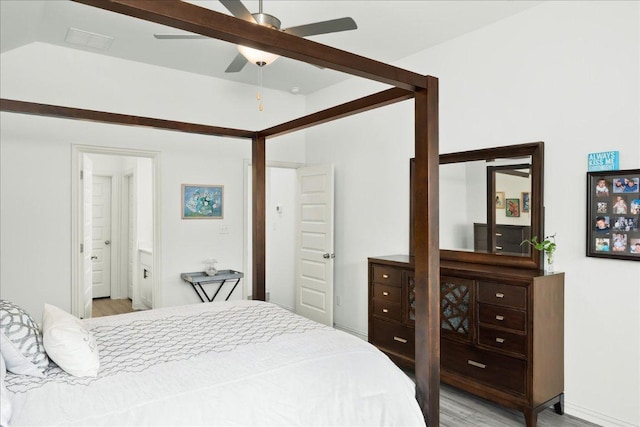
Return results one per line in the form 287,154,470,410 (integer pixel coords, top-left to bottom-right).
565,401,637,427
333,323,367,341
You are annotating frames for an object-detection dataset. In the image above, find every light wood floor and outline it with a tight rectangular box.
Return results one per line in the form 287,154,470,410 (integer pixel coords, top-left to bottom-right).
92,298,135,317
439,383,598,427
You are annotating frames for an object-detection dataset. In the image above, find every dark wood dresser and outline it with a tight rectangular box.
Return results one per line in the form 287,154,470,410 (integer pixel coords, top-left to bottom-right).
474,223,531,255
368,255,564,427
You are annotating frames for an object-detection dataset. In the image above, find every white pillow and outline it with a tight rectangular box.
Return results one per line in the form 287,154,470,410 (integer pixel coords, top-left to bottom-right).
42,304,99,377
0,354,13,427
0,299,49,377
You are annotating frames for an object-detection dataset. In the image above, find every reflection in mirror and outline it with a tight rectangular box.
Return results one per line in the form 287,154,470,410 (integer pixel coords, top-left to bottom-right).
440,158,532,255
439,160,486,251
410,141,544,270
479,161,532,256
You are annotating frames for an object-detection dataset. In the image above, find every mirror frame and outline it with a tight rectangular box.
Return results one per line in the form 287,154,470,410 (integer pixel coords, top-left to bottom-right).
411,141,545,270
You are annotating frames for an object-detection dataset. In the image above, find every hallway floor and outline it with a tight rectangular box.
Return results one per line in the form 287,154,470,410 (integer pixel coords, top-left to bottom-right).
92,297,135,317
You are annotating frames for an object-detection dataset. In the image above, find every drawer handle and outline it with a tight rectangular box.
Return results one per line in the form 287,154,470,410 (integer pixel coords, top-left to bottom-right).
468,360,486,369
495,292,504,298
382,291,389,296
495,233,503,237
495,315,504,321
496,337,505,343
393,336,408,344
495,246,503,250
382,274,389,279
382,308,389,313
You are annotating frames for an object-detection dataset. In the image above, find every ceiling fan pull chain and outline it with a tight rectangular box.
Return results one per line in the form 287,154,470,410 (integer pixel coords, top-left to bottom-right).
257,66,264,112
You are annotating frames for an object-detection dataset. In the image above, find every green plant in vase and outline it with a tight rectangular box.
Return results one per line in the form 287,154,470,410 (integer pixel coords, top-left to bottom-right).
521,233,557,272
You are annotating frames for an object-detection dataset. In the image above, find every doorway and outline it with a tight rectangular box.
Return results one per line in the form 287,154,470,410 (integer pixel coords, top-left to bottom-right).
243,161,335,326
91,174,113,299
244,162,300,311
71,146,161,319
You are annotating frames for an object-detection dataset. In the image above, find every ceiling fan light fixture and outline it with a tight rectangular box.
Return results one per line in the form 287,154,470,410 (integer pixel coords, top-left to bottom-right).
237,45,279,67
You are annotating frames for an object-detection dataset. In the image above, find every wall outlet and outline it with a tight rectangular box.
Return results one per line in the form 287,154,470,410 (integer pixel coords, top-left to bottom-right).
219,225,230,234
336,295,342,306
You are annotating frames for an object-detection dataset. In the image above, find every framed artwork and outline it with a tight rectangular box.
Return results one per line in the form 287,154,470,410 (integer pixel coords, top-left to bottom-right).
505,198,520,217
495,192,505,209
521,192,530,213
181,184,224,219
587,169,640,260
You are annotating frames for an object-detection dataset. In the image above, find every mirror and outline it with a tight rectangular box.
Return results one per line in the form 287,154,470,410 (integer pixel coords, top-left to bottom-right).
410,141,544,270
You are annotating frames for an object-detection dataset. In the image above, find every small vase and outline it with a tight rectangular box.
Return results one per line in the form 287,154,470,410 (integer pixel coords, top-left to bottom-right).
546,252,555,273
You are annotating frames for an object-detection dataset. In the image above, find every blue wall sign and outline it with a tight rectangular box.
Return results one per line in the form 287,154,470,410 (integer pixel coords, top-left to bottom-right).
588,151,619,172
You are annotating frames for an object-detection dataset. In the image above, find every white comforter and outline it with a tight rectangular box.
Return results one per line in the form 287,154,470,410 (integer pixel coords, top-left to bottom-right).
6,301,425,426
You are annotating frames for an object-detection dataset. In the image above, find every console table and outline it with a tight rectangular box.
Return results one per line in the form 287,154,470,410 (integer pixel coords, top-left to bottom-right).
181,270,244,302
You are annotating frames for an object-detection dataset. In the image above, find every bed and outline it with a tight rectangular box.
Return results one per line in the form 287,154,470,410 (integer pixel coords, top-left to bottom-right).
0,1,440,424
2,300,424,426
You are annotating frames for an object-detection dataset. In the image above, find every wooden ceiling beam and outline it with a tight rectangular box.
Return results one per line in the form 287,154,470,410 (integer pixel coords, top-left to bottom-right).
0,98,255,139
71,0,427,91
1,87,415,141
259,88,414,139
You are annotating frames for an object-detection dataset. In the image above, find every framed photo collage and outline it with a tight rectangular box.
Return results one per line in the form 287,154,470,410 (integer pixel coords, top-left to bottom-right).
587,169,640,260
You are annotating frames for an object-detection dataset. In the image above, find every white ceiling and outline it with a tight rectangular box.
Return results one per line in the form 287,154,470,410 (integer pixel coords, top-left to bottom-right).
0,0,543,94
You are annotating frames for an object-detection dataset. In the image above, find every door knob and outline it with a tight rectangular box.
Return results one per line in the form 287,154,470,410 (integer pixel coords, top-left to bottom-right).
322,253,335,259
91,256,98,260
105,240,111,245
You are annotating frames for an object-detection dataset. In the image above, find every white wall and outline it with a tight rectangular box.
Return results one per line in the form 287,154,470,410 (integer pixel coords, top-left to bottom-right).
0,42,306,320
244,165,297,308
136,157,153,249
266,167,296,310
306,2,639,426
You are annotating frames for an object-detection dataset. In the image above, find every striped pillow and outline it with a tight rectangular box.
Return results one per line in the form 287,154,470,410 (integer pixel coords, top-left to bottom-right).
0,300,49,377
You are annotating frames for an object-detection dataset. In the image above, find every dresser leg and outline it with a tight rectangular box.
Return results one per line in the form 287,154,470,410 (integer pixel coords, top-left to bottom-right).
524,409,538,427
553,393,564,415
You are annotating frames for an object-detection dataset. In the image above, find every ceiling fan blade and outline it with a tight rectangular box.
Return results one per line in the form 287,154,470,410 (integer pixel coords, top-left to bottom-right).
154,34,209,39
284,17,357,37
225,52,249,73
219,0,256,23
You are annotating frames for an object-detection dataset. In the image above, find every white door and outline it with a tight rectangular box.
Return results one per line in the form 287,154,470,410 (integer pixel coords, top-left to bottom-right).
295,165,335,326
92,175,112,299
82,157,93,318
126,174,134,299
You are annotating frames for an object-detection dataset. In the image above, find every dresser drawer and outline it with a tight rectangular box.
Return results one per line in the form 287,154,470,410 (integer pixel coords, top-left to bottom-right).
442,340,526,395
370,318,415,358
495,241,527,254
371,265,402,287
477,282,526,309
478,325,527,356
373,299,401,322
372,283,402,303
478,303,526,331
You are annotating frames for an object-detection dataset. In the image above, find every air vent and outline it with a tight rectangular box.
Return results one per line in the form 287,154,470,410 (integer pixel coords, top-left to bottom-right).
65,27,114,50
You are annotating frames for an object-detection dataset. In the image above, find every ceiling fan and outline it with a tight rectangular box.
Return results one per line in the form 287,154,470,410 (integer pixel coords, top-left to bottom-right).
154,0,358,73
